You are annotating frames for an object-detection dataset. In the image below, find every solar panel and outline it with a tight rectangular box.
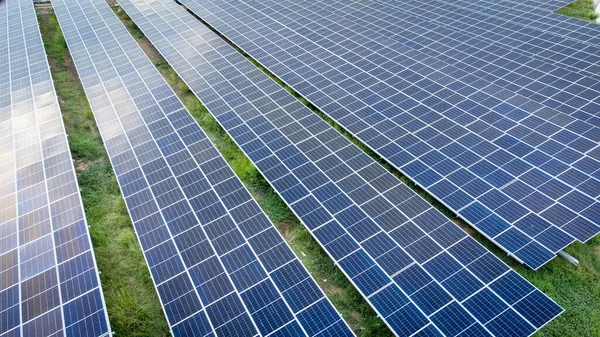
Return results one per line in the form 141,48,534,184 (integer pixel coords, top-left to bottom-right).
487,0,571,11
177,0,600,269
448,0,600,45
0,0,111,336
337,0,600,123
115,0,563,335
371,0,600,78
49,0,353,336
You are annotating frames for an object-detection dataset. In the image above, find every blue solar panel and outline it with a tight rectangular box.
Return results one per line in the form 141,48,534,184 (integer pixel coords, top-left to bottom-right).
424,0,600,59
0,0,111,336
49,0,352,336
363,0,600,106
178,0,600,269
115,0,564,335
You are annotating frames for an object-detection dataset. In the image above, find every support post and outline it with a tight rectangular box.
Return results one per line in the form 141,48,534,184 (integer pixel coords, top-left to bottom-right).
558,250,579,265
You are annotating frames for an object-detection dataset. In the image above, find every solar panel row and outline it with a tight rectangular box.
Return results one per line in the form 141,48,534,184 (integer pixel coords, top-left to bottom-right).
373,0,600,79
487,0,571,12
321,0,600,135
442,0,600,46
268,0,600,130
0,0,111,336
115,0,563,335
179,0,600,269
50,0,352,336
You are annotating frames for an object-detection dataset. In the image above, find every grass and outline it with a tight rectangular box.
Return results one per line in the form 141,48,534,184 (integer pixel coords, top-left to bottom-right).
556,0,598,22
38,10,170,337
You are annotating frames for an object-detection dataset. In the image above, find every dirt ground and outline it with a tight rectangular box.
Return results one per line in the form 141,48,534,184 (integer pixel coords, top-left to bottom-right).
112,4,166,63
34,3,52,14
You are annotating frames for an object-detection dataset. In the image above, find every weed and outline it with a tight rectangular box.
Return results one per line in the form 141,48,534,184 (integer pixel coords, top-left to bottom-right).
556,0,598,22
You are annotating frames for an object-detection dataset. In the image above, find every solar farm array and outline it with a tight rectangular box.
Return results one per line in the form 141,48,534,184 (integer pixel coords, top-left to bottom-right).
0,0,110,336
49,0,353,336
374,0,600,77
180,0,600,269
3,0,595,335
115,0,564,335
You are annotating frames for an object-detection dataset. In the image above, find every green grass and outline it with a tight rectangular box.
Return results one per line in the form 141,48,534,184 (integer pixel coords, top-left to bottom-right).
556,0,598,22
41,12,67,67
38,11,170,337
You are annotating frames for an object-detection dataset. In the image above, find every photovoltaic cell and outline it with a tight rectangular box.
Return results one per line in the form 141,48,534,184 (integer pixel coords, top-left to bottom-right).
428,0,600,55
115,0,563,335
0,0,111,336
178,0,600,269
364,0,600,114
371,0,600,77
49,0,352,336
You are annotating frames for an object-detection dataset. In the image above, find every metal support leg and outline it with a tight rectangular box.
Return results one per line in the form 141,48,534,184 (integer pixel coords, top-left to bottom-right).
558,250,579,265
